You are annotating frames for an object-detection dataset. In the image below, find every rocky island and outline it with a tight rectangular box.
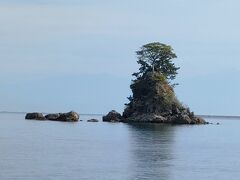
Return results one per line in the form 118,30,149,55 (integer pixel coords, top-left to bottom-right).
103,42,206,124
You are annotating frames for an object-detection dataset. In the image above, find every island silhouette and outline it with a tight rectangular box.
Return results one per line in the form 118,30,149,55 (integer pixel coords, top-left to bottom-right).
103,42,206,124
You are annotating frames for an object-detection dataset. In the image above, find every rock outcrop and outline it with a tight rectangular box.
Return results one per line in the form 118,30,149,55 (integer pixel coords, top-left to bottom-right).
45,113,61,120
102,110,123,122
25,113,46,120
54,111,79,122
122,113,168,123
26,111,79,122
122,72,206,124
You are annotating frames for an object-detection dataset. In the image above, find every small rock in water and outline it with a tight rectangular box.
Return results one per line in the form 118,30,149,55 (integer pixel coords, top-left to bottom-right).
87,119,99,122
55,111,79,122
26,111,80,122
216,122,220,125
103,110,122,122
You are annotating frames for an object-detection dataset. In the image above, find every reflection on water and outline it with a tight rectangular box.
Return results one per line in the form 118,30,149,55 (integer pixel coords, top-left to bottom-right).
1,113,240,179
127,124,176,180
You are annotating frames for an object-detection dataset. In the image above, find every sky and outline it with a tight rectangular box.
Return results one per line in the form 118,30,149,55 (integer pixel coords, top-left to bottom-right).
0,0,240,115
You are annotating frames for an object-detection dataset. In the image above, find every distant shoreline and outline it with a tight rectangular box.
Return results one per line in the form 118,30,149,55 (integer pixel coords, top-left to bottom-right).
1,111,240,119
198,115,240,119
0,111,104,116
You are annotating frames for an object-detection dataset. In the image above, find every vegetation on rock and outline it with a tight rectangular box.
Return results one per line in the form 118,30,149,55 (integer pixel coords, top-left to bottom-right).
133,42,179,81
122,42,206,124
123,72,181,118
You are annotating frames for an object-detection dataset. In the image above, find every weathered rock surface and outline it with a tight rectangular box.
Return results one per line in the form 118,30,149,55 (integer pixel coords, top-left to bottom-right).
192,116,206,124
25,113,46,120
122,113,168,123
56,111,80,122
26,111,79,122
103,110,122,122
122,72,207,125
45,113,61,120
170,114,192,124
87,119,99,122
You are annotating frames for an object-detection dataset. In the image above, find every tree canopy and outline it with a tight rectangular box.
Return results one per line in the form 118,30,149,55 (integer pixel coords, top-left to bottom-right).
133,42,179,81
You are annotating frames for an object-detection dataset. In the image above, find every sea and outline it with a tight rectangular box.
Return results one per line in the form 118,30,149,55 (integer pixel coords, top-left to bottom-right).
0,112,239,180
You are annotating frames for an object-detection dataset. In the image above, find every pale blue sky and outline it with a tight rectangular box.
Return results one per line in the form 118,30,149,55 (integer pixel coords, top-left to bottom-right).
0,0,240,115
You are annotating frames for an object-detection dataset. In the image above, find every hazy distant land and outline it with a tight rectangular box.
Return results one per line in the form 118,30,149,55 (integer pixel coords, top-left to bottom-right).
1,111,240,120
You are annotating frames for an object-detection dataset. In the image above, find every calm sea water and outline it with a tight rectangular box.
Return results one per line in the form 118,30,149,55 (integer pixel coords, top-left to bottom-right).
0,113,239,180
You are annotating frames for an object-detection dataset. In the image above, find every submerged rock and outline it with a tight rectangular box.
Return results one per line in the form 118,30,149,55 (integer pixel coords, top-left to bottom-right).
103,110,122,122
87,119,99,122
25,113,46,120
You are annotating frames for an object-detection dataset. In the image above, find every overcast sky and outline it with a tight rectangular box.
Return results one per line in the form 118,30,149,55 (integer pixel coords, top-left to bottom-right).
0,0,240,115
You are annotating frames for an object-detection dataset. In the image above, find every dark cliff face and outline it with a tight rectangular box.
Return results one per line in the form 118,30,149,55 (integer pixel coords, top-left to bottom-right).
123,72,206,124
123,72,180,117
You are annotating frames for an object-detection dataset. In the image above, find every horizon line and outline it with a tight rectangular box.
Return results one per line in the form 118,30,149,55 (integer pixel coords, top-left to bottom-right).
0,111,104,116
1,111,240,119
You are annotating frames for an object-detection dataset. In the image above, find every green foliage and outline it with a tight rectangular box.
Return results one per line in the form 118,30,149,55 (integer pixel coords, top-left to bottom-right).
133,42,179,81
123,42,204,124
